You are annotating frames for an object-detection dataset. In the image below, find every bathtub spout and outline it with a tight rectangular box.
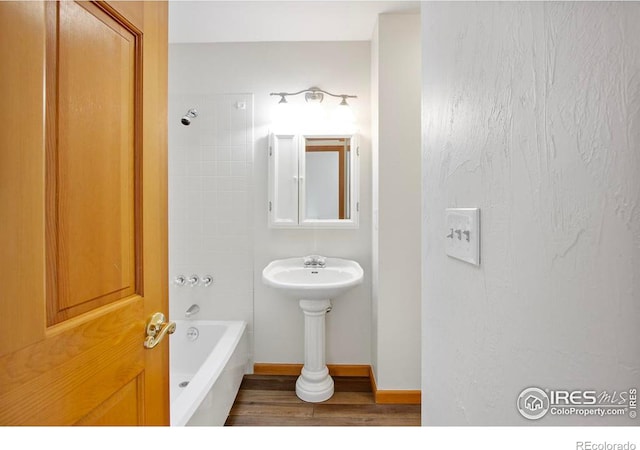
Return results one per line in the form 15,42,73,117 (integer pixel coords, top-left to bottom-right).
185,304,200,318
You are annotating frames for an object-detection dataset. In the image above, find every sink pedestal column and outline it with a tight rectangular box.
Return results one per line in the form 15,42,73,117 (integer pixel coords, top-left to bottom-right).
296,299,334,402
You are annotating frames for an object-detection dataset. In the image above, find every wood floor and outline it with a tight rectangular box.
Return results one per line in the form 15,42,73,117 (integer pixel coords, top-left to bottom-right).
224,375,421,426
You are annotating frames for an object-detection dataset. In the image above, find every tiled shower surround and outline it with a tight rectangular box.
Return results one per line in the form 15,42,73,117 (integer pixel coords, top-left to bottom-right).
168,93,254,360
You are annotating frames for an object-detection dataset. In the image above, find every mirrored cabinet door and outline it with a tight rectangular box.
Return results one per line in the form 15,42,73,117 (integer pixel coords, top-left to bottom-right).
268,133,359,229
299,135,357,225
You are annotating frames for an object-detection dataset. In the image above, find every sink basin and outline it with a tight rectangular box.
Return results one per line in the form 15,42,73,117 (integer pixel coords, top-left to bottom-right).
262,257,363,300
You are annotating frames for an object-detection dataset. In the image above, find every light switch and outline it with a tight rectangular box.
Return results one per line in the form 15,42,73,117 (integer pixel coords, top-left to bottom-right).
445,208,480,266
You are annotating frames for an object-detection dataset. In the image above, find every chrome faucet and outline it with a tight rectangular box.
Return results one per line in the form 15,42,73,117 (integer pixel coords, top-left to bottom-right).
303,255,326,268
185,304,200,318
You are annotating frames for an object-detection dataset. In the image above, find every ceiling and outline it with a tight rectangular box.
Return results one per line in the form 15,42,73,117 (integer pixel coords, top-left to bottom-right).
169,1,420,43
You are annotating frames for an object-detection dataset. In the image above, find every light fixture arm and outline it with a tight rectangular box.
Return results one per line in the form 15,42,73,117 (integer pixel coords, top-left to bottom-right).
270,86,357,103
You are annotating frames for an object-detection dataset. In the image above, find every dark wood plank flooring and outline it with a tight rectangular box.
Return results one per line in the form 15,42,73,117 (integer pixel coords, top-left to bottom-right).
224,375,421,426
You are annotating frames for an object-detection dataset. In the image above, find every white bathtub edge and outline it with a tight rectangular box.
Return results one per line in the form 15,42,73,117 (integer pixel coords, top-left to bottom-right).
170,320,246,426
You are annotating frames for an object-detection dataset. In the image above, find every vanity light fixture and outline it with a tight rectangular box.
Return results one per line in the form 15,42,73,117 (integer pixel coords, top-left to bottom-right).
270,87,357,108
270,87,357,130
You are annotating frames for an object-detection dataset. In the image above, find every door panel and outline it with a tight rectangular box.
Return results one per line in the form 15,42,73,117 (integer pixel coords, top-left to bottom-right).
75,375,143,426
0,1,169,426
50,0,138,323
0,300,143,425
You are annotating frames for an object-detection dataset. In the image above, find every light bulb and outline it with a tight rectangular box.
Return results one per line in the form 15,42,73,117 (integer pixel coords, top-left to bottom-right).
332,98,355,127
272,97,298,131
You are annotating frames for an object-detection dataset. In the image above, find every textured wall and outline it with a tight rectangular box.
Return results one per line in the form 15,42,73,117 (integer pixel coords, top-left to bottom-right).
422,2,640,425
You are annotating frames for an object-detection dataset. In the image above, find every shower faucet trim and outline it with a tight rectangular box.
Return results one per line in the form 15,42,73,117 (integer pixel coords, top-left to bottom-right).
181,108,198,126
185,304,200,318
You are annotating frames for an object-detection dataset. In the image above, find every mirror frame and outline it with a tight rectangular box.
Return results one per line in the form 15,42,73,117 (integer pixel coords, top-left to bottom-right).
268,132,359,229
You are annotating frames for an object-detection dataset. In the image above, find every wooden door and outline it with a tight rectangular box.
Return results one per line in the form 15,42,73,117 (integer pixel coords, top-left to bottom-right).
0,1,169,425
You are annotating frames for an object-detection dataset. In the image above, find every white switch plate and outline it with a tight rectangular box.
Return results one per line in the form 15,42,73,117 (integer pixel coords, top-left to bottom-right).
445,208,480,266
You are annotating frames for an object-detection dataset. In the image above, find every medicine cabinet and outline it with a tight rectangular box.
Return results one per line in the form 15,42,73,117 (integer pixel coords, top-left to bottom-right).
268,133,359,228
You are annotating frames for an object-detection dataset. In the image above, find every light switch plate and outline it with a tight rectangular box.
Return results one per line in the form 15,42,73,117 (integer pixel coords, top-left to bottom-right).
445,208,480,266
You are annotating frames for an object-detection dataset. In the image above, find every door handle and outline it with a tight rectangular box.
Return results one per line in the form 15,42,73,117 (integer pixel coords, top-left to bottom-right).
144,312,176,349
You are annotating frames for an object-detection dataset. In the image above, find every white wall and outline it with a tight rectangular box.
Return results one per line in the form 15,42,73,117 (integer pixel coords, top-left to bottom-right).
371,14,422,390
170,42,372,366
422,1,640,425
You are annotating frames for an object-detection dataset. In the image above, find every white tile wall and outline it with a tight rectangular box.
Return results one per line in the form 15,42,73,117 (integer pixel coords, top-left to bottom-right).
168,93,254,363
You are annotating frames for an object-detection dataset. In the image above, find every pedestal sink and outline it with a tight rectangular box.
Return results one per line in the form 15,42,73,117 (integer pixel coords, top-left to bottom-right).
262,256,363,402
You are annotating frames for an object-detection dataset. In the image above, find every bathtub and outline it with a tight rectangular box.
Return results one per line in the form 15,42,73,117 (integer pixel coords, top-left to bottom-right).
170,320,248,426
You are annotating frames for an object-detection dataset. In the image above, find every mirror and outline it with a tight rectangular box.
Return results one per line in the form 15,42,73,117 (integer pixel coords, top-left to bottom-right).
268,133,359,228
304,137,351,220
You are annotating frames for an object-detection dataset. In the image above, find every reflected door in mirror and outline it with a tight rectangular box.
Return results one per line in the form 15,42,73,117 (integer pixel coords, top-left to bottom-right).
304,138,350,220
